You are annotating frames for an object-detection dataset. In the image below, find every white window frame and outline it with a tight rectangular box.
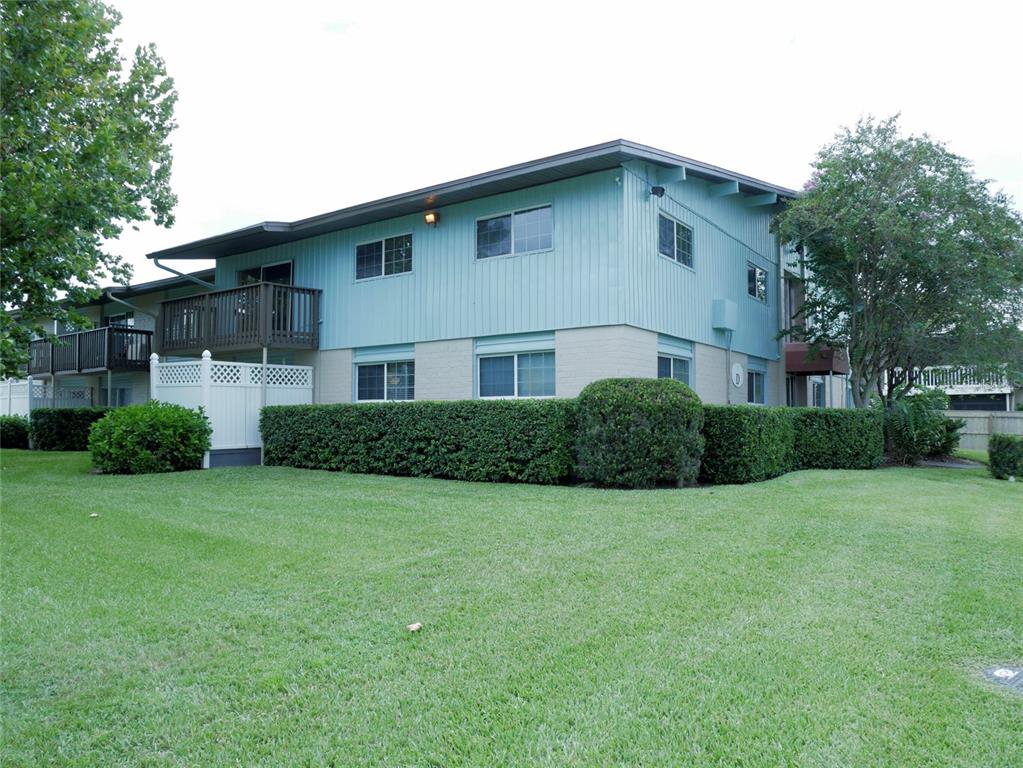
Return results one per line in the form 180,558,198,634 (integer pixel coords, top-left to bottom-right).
477,351,555,399
747,369,767,405
355,360,415,402
747,262,768,302
475,204,554,260
657,354,692,385
811,376,827,408
656,213,694,270
354,234,414,282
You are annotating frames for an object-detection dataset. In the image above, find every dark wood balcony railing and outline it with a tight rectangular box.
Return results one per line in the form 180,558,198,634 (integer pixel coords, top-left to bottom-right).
28,327,153,376
159,282,320,355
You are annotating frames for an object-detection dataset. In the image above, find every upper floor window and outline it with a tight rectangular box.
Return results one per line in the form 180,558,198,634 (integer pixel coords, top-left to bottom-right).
658,214,693,267
657,355,691,385
357,360,414,401
747,263,767,302
105,311,134,328
356,235,412,280
476,206,553,259
239,260,293,286
479,351,554,397
748,369,766,404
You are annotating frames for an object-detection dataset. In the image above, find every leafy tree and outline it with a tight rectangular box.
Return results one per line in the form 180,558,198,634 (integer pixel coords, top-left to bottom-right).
0,0,176,376
775,116,1023,407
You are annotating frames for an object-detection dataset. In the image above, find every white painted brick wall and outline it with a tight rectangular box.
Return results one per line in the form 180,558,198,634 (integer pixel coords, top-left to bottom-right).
554,326,657,397
415,339,473,400
316,348,353,403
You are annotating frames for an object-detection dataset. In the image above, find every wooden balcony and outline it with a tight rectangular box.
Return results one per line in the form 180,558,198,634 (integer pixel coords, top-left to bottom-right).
28,327,153,376
159,282,320,356
785,342,850,375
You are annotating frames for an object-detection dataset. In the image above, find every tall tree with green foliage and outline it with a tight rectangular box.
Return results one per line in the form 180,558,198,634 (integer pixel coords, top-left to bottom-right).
0,0,177,377
774,116,1023,407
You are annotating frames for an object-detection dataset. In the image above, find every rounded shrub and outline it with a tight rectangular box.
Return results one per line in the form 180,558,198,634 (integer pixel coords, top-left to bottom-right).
575,378,704,488
988,433,1023,480
89,401,212,474
0,415,30,449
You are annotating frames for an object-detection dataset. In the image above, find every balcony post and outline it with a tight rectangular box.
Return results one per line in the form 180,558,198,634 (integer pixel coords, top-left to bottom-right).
149,353,159,402
203,293,212,350
200,350,212,469
259,282,271,347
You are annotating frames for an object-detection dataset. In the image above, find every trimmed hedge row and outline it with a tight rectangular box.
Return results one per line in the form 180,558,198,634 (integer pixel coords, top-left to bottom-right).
30,407,111,451
699,405,794,485
261,385,889,487
988,434,1023,480
789,408,884,470
261,399,577,484
575,378,704,488
0,415,30,449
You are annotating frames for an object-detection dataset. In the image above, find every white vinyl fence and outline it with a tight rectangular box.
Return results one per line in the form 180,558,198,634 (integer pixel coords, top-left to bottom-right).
1,378,93,417
150,352,313,463
947,410,1023,451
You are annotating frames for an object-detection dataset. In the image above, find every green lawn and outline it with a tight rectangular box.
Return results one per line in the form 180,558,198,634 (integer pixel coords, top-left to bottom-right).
2,451,1021,767
955,448,990,465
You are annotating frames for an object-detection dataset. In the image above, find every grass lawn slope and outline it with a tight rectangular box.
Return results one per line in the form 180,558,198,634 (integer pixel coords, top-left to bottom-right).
2,450,1021,767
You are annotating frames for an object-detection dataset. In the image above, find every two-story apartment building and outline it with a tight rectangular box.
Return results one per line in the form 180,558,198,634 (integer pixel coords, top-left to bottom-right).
147,140,848,408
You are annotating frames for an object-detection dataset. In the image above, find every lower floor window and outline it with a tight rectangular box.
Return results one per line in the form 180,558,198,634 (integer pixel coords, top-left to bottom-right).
812,377,826,408
357,360,414,401
747,369,766,404
100,387,131,407
479,351,555,397
657,355,691,385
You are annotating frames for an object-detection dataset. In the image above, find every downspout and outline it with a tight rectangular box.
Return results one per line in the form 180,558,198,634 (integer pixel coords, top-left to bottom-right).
104,291,157,320
725,330,734,405
151,258,216,289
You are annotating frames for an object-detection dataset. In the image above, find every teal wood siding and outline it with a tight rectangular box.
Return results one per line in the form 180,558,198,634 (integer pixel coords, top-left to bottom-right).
214,170,623,350
620,161,781,361
212,162,781,361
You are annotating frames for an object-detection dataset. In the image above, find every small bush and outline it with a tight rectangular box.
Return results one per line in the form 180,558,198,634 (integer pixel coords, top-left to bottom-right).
789,408,884,470
931,416,965,457
30,407,110,451
988,434,1023,480
0,415,30,449
700,405,794,485
89,401,212,474
883,390,949,464
261,399,577,484
575,378,704,488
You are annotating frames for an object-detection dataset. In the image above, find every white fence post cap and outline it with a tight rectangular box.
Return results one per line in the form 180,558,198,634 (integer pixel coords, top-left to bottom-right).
150,352,159,362
202,350,212,360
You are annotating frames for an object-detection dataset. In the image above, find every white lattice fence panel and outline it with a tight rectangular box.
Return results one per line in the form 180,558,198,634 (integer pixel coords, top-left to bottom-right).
266,366,312,388
158,363,201,386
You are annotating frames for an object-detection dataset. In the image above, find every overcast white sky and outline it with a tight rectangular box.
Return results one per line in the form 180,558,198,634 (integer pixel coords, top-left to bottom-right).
110,0,1023,284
